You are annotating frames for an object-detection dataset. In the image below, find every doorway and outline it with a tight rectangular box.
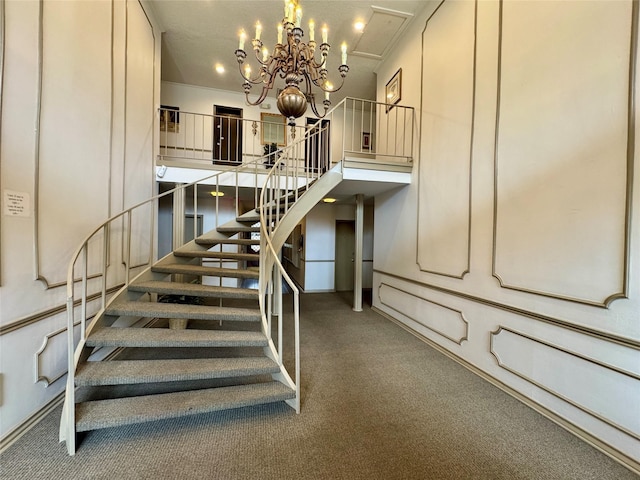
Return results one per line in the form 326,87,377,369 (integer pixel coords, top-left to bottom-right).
334,220,355,291
213,105,242,164
305,118,330,173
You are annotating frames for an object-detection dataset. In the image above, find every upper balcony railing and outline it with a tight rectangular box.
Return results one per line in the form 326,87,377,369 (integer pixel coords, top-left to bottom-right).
158,97,414,169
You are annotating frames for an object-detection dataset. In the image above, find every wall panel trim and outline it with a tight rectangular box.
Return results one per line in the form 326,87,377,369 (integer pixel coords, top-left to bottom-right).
34,0,115,289
491,326,640,441
34,321,81,387
373,304,640,475
416,0,475,279
374,269,640,349
491,0,637,307
0,0,5,286
378,282,469,344
0,284,123,335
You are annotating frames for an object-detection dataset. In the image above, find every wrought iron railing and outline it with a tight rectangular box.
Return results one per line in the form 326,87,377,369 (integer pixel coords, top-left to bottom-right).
159,108,307,165
159,97,414,167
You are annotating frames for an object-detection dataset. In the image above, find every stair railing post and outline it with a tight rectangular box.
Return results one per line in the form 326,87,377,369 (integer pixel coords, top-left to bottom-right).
294,290,300,412
101,224,108,310
235,169,239,219
275,254,283,364
81,244,88,340
125,211,132,286
193,182,198,242
64,293,76,454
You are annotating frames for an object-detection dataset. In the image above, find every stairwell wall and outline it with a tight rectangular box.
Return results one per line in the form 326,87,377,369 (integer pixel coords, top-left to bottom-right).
300,202,374,292
0,0,161,449
373,0,640,471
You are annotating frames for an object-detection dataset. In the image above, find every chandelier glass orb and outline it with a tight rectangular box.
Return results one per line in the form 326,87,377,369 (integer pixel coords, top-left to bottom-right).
235,0,349,125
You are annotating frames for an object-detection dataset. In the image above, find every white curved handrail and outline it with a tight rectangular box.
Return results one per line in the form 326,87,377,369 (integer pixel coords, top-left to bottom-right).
62,96,415,451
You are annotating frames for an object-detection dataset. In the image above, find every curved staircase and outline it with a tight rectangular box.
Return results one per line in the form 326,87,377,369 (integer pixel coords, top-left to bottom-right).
60,164,342,455
75,214,295,421
60,97,413,454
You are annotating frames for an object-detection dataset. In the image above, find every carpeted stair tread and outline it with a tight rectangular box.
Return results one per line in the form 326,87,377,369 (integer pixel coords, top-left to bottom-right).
86,327,268,348
106,301,261,322
216,225,260,233
75,357,279,386
75,381,295,432
129,281,258,299
152,264,259,279
173,250,259,261
236,213,262,223
195,237,260,247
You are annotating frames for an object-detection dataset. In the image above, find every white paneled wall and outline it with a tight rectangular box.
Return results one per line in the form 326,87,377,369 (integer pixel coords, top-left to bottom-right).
0,0,160,447
374,0,640,471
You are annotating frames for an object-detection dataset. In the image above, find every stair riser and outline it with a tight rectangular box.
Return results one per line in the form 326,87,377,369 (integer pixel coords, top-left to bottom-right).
86,339,268,348
129,287,259,300
216,227,260,233
128,281,259,300
75,368,279,387
174,252,259,261
152,267,259,280
104,310,261,322
75,383,295,432
76,393,293,432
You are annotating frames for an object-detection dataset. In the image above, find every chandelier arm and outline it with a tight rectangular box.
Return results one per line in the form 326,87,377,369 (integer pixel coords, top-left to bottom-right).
239,57,285,87
234,3,348,121
245,84,272,106
237,60,266,85
302,73,328,119
317,74,346,93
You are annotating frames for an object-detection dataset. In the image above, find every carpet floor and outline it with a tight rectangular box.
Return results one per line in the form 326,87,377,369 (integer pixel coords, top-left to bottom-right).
1,292,637,479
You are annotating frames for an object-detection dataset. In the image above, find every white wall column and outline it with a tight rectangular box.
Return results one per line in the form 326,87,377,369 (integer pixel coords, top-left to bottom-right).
353,194,364,312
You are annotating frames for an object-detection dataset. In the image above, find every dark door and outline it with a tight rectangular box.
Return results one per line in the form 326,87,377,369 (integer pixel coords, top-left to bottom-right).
213,105,242,164
305,118,330,172
335,220,355,291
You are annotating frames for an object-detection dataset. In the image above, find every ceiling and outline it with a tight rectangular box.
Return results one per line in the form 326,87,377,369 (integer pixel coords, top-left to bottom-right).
146,0,428,103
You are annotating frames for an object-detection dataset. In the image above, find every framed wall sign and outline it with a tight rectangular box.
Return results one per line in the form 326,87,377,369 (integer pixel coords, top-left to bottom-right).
362,132,371,150
385,68,402,112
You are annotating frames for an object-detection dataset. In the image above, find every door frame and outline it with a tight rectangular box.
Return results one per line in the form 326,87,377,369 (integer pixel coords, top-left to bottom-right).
213,105,243,164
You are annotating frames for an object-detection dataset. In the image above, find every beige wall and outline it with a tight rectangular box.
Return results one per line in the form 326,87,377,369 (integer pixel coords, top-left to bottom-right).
0,0,160,446
373,0,640,470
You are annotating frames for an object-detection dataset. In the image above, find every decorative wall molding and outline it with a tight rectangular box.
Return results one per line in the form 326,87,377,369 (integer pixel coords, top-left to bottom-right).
120,0,155,271
34,0,113,289
373,304,640,474
0,0,5,287
0,284,123,335
34,321,81,387
490,326,640,441
416,0,475,279
374,269,640,349
492,0,637,307
33,0,44,285
378,282,468,345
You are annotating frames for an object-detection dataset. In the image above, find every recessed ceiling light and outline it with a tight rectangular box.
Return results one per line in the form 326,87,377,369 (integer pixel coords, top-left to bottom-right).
322,197,336,203
354,21,365,32
215,63,225,74
210,191,225,197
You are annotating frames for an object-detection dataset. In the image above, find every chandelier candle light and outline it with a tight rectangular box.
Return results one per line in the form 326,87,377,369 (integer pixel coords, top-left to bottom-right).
235,0,349,125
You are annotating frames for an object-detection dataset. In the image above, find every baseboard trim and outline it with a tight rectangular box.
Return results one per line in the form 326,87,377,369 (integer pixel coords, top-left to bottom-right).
0,391,65,455
372,306,640,476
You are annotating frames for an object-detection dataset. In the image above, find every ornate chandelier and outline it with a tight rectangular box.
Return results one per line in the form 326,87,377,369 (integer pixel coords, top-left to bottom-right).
235,0,349,125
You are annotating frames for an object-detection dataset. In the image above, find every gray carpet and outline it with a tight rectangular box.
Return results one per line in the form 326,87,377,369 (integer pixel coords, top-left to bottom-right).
1,292,637,479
